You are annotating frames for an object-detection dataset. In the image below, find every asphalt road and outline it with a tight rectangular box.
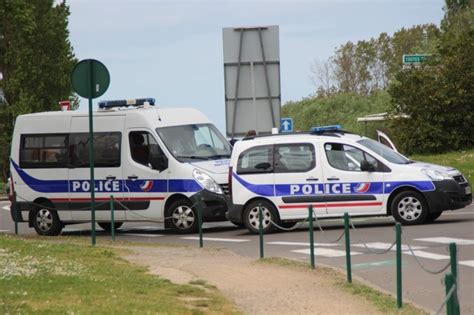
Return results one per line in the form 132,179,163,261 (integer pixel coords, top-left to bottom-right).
1,200,473,313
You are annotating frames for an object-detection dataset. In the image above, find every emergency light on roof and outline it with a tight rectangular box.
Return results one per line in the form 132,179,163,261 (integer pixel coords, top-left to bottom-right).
98,98,155,109
310,124,341,134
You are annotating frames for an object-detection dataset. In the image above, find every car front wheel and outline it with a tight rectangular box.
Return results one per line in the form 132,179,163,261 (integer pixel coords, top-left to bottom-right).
391,191,429,225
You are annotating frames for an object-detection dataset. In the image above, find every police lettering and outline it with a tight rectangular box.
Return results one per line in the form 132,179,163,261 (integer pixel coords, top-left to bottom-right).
289,183,351,195
71,180,120,192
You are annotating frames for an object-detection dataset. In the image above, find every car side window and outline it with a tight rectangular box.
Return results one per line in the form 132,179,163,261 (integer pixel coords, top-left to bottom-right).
275,143,315,173
237,145,273,174
324,142,379,171
129,131,168,171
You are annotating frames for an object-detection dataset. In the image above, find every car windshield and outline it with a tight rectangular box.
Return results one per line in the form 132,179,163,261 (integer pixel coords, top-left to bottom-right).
156,124,232,162
357,138,412,165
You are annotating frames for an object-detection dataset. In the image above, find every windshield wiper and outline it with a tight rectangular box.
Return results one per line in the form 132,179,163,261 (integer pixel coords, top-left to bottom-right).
176,155,210,160
208,154,231,159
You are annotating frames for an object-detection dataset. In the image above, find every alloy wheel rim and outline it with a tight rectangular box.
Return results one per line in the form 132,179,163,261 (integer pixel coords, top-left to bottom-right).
36,209,53,232
172,205,195,229
248,206,271,229
397,197,422,221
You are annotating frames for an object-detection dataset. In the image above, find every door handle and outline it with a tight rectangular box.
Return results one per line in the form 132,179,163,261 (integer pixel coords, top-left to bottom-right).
306,177,319,181
128,175,138,180
326,177,340,181
106,175,116,180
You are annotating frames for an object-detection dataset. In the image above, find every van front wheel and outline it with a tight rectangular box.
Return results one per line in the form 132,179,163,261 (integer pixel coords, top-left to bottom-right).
32,205,63,236
166,199,198,234
391,191,429,225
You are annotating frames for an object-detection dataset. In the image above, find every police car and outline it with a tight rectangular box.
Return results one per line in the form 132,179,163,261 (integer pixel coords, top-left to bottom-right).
9,98,231,235
227,126,472,233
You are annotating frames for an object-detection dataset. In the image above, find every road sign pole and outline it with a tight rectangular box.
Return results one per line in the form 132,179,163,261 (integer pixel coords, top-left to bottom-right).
88,60,97,246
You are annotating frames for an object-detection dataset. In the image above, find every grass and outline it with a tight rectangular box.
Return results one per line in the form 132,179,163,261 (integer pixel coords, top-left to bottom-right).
259,257,426,315
410,149,474,185
0,235,238,314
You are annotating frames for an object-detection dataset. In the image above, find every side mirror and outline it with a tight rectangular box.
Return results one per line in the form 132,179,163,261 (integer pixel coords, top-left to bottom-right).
360,160,375,172
255,162,271,170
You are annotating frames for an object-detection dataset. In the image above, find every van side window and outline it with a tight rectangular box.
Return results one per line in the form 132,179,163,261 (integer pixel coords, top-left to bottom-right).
69,132,121,168
129,131,168,171
275,143,315,173
20,134,68,168
324,143,378,171
237,145,273,174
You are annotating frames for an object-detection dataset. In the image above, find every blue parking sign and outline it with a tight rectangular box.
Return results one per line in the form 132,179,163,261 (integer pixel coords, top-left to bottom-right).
280,118,293,132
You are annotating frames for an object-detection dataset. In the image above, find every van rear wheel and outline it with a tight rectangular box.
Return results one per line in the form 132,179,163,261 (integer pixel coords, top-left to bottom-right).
32,204,63,236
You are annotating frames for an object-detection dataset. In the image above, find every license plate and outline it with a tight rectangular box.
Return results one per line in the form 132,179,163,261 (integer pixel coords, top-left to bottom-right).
466,186,472,195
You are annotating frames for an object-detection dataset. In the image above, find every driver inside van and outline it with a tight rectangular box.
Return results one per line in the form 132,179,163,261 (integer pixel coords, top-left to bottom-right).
130,133,149,166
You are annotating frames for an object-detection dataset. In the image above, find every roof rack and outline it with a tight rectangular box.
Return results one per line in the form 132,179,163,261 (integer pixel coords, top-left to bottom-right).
98,98,155,109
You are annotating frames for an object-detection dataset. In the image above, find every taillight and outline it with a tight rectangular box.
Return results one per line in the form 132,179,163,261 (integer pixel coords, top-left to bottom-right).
228,166,233,201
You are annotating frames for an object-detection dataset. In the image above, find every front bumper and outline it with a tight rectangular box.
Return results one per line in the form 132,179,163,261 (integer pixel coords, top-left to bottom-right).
226,203,244,223
190,189,229,222
424,180,472,213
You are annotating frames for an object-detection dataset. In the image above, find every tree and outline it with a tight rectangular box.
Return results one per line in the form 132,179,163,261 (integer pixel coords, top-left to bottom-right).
0,0,76,180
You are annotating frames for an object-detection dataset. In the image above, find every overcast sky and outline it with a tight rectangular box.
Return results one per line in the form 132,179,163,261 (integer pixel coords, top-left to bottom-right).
68,0,445,132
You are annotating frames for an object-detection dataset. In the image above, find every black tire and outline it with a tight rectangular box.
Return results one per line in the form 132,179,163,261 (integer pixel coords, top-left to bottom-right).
31,203,63,236
243,200,278,234
391,191,429,225
98,222,123,232
165,199,198,234
425,212,442,223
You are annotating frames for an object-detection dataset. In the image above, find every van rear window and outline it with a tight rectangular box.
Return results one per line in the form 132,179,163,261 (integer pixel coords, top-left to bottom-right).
20,134,68,168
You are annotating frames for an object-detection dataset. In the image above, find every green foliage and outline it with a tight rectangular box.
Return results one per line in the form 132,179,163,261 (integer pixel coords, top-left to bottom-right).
282,91,391,138
388,2,474,154
0,0,76,180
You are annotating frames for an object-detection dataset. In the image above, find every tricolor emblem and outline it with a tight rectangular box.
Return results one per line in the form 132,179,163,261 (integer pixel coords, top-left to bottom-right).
140,180,153,192
354,183,370,193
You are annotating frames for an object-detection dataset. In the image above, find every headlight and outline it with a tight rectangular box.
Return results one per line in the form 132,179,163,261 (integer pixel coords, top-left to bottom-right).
193,169,223,194
421,168,451,181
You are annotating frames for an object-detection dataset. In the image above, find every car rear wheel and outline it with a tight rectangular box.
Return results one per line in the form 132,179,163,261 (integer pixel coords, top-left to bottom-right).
243,200,278,234
32,204,63,236
391,191,429,225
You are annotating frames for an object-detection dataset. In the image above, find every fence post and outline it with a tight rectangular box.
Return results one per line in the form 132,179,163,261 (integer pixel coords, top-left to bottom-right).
197,197,203,248
445,273,455,315
396,223,402,309
258,204,264,259
343,212,351,283
308,204,315,269
449,243,460,315
110,195,115,241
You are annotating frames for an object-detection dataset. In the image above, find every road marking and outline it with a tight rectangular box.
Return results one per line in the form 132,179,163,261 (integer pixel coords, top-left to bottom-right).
460,260,474,268
267,241,339,247
0,230,10,233
292,248,362,257
2,206,10,211
181,237,250,243
441,212,474,216
404,250,450,260
352,260,395,269
414,237,474,246
352,242,426,251
122,233,163,237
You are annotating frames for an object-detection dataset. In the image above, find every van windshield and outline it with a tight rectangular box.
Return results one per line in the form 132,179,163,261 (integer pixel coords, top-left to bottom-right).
357,138,412,165
156,124,231,162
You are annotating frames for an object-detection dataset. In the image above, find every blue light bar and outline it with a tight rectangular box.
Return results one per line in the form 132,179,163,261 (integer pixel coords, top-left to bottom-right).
310,124,342,133
98,98,155,109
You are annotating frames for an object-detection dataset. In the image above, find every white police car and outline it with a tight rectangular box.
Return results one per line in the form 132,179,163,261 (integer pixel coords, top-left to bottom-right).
227,126,472,233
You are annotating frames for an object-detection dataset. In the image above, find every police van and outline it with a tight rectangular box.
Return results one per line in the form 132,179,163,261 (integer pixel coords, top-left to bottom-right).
9,98,231,235
227,126,472,233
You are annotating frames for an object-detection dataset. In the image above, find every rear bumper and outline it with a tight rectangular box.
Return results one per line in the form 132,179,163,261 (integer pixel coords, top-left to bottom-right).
424,180,472,213
191,190,229,222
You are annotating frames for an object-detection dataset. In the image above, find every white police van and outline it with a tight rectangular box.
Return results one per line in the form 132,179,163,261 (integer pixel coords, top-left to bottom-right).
227,126,472,233
9,98,231,235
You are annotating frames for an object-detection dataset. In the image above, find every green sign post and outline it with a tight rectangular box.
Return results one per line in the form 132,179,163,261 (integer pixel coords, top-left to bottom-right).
403,54,430,64
71,59,110,246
